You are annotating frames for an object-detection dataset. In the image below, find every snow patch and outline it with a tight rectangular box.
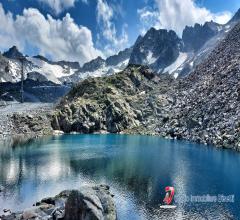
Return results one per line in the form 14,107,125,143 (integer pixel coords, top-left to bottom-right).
140,47,144,53
8,61,21,80
146,51,157,65
163,53,188,77
27,57,77,84
70,59,129,81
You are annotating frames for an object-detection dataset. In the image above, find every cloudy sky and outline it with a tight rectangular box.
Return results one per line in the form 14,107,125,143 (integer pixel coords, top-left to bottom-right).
0,0,239,65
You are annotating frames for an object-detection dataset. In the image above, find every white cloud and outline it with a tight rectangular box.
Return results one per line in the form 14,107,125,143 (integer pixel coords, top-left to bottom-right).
38,0,77,14
0,3,102,65
137,7,160,35
96,0,128,56
0,4,20,49
138,0,232,36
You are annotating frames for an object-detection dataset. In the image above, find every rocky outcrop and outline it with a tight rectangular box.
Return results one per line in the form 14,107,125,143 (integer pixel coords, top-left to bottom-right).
27,71,49,82
11,112,52,138
1,185,116,220
0,54,11,82
52,65,176,134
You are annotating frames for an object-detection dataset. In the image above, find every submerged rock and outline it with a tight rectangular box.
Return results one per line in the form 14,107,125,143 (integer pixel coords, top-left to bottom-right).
0,185,116,220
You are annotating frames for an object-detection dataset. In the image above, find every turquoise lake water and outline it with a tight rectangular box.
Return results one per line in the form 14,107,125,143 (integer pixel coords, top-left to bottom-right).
0,134,239,219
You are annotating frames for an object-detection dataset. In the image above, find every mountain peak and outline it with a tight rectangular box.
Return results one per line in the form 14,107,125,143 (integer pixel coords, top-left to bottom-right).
3,46,25,60
129,27,182,71
106,47,132,66
229,8,240,23
81,56,105,72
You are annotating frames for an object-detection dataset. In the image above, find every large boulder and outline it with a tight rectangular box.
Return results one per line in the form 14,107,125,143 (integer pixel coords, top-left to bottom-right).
64,185,116,220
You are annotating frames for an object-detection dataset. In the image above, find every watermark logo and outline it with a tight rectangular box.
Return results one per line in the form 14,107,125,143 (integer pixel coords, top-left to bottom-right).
161,185,235,207
175,194,235,203
163,186,175,205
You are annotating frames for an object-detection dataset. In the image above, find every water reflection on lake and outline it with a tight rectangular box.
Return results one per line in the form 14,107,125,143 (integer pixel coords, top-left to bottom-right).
0,134,239,219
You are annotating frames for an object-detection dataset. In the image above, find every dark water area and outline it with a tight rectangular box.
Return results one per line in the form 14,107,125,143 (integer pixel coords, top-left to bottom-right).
0,134,239,219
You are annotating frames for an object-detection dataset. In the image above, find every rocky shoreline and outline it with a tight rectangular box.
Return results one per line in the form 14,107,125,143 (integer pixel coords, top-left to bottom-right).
0,102,54,142
0,185,116,220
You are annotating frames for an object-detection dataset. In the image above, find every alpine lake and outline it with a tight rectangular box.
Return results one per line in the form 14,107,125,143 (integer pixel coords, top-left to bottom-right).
0,134,239,219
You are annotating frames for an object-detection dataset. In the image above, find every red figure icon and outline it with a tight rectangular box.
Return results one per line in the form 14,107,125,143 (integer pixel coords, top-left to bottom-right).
163,186,175,205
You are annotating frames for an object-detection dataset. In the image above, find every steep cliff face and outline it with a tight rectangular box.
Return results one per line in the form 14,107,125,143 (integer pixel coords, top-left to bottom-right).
129,28,183,72
182,21,221,52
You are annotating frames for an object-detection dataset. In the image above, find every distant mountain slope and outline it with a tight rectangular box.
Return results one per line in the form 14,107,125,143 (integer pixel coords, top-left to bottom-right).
228,8,240,23
67,47,132,82
106,48,132,66
3,46,25,60
0,47,79,84
27,56,77,84
128,9,240,78
0,46,133,84
0,79,70,102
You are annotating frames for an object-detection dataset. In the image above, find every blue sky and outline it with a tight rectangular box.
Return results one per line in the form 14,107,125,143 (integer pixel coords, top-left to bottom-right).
0,0,239,65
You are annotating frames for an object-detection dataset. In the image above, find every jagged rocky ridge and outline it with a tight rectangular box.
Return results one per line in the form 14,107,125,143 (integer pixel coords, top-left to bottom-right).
66,47,133,82
52,22,240,151
0,46,132,84
182,21,222,52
